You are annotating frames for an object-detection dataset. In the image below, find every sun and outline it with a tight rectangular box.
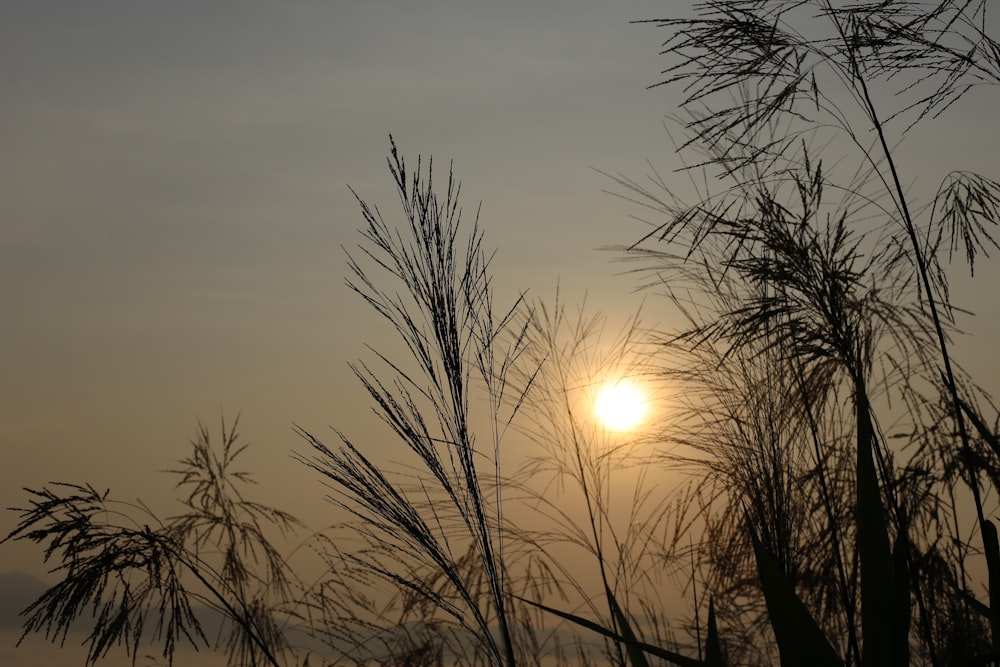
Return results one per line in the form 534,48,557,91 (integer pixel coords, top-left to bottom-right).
594,380,646,431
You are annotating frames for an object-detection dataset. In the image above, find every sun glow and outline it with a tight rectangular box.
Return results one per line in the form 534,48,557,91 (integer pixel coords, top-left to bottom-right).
594,380,646,431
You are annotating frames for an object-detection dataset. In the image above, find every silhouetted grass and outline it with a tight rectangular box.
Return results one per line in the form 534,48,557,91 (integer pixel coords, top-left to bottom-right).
6,3,1000,666
4,416,296,667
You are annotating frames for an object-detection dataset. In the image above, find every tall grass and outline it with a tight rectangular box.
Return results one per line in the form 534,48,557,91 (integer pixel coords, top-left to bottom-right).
508,296,699,664
294,137,534,667
5,3,1000,666
594,1,1000,663
3,415,298,667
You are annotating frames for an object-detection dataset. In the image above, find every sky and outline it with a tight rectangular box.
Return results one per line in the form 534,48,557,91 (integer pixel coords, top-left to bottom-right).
1,1,999,665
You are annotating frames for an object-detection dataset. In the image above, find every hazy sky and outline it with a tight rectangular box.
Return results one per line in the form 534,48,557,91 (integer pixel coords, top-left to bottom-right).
1,0,665,546
2,1,999,664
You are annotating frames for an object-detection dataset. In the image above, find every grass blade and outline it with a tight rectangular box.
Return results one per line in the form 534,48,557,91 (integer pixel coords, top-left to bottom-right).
705,598,723,667
981,519,1000,651
749,524,842,667
891,515,911,667
855,375,895,667
516,596,704,667
605,584,652,667
959,400,1000,653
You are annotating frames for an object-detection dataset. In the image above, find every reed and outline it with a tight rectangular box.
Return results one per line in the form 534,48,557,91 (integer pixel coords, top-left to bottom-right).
6,3,1000,666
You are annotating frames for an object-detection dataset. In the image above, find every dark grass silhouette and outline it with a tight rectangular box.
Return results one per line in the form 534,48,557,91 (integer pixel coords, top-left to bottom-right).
294,137,533,667
6,2,1000,666
3,415,297,667
589,1,1000,664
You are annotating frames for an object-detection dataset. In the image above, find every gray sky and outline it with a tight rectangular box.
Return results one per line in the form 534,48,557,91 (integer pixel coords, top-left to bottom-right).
2,1,999,664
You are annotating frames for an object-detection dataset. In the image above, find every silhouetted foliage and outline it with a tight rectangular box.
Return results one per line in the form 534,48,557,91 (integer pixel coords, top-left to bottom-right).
295,137,536,667
6,3,1000,666
598,0,1000,664
4,416,295,666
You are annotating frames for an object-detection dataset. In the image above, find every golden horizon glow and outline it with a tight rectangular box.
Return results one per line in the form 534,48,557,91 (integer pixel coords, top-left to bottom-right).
594,380,646,431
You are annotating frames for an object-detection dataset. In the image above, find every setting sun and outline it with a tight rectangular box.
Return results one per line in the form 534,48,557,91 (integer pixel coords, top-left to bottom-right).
594,380,646,431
